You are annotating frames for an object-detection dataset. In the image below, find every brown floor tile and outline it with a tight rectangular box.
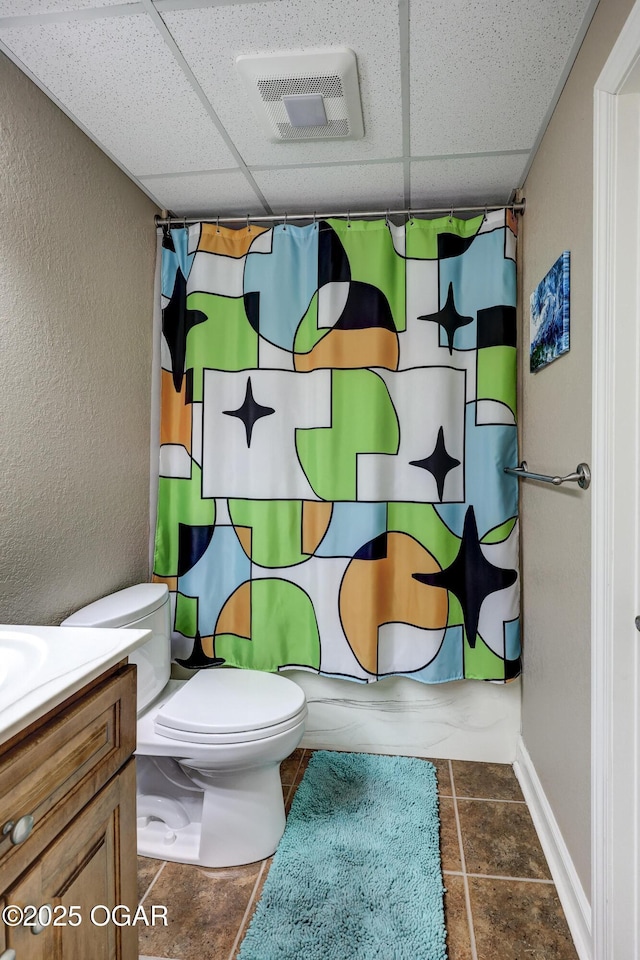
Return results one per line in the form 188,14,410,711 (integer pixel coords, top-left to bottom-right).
457,799,551,879
469,877,579,960
233,858,273,959
293,749,311,783
451,760,524,801
440,798,462,871
443,874,473,960
137,858,262,960
138,856,164,904
279,748,304,786
430,758,452,795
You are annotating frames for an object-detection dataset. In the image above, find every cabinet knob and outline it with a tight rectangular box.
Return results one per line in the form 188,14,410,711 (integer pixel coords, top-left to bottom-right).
0,950,16,959
2,815,34,846
30,905,51,936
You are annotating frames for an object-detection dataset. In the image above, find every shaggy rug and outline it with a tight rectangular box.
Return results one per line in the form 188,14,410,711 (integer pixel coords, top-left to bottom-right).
237,750,447,960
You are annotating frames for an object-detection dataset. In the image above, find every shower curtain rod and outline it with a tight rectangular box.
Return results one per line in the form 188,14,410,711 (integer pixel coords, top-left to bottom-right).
154,199,526,228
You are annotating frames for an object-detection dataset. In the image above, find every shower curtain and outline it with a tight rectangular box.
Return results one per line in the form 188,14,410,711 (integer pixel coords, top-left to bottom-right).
153,209,520,683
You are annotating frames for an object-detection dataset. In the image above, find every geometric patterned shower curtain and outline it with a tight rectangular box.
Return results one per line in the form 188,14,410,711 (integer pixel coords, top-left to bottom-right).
153,208,520,683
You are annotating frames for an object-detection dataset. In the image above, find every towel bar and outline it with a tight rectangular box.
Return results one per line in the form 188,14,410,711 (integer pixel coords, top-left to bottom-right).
503,460,591,490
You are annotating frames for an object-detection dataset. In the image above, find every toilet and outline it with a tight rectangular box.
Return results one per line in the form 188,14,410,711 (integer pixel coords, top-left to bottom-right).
61,583,307,868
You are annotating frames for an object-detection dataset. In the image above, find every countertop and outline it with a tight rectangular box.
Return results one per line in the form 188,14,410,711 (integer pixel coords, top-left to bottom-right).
0,624,150,746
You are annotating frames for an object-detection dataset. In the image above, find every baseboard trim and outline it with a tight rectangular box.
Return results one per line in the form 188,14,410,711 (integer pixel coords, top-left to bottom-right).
513,738,592,960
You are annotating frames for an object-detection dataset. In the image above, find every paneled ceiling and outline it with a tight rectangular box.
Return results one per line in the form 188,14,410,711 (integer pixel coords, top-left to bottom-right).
1,0,599,218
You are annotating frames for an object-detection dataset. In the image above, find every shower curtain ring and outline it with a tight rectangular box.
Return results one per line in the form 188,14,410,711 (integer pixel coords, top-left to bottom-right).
283,212,288,231
408,208,413,226
347,210,351,228
246,214,251,234
313,211,317,228
449,207,454,223
483,206,488,223
216,216,220,234
385,209,390,227
183,217,187,230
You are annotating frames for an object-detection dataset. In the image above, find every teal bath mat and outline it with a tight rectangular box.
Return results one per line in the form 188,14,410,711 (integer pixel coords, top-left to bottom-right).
238,750,447,960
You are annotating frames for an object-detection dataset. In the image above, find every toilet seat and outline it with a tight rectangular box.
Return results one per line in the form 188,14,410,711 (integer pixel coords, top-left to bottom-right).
153,669,307,745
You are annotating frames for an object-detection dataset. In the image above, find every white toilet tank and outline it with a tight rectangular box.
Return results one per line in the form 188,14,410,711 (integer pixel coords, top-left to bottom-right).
61,583,171,713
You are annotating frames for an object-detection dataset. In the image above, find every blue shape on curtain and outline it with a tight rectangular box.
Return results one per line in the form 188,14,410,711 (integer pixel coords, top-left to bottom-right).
504,618,521,661
244,224,319,351
398,625,464,683
439,230,517,351
178,525,250,637
162,226,195,300
314,502,387,558
436,404,518,538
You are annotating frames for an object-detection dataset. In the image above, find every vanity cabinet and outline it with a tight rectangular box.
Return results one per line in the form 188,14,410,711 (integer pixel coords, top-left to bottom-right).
0,663,137,959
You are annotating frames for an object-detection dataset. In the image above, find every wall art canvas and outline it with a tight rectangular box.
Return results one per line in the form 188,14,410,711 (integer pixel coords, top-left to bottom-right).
529,251,570,372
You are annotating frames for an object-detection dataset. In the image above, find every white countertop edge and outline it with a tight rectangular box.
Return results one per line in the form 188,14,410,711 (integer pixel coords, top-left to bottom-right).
0,627,150,747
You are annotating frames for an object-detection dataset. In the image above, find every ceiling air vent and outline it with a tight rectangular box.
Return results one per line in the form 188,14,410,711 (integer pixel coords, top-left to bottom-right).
236,48,364,143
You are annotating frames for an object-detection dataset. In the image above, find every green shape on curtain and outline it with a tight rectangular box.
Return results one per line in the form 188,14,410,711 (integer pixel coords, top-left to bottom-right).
228,500,308,568
327,219,407,332
481,517,518,545
153,466,215,577
405,215,484,260
447,594,464,627
215,579,321,671
296,369,399,500
477,346,517,417
293,292,326,355
175,593,198,637
387,502,460,569
185,293,258,400
464,631,506,680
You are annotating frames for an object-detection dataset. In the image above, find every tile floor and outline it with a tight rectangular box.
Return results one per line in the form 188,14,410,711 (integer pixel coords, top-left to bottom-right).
137,750,579,960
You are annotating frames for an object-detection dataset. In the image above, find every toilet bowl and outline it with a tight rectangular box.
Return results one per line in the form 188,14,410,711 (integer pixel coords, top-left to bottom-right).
62,584,307,867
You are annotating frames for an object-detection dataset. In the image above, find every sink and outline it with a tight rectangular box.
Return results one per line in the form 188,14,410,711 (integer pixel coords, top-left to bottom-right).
0,629,49,705
0,624,150,741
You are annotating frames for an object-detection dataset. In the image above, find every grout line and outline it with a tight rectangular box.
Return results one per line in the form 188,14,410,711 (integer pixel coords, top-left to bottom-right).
445,794,526,804
448,759,479,960
138,860,167,906
465,872,556,885
227,858,269,960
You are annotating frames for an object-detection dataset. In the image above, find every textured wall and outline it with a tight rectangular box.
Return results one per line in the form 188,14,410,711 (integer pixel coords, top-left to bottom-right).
0,53,158,624
519,0,635,900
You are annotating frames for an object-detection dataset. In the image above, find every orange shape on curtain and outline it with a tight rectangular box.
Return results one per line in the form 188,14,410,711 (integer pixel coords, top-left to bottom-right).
301,501,334,555
339,532,448,675
294,327,399,372
160,369,192,452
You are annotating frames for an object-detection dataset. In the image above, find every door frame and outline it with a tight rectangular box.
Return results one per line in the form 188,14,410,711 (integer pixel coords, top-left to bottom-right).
592,3,640,956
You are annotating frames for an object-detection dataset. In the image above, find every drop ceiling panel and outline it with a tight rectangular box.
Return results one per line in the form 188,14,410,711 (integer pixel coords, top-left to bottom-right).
252,162,405,214
410,154,529,208
0,14,236,174
162,0,403,166
138,170,265,216
0,0,125,14
410,0,594,156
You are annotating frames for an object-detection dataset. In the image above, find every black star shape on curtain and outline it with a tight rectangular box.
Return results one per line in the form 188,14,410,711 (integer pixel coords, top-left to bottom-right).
162,267,207,392
417,281,474,355
176,631,225,669
410,425,461,501
412,505,517,648
223,377,275,447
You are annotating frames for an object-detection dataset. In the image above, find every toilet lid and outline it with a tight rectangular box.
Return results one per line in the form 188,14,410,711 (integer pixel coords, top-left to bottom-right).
154,668,306,738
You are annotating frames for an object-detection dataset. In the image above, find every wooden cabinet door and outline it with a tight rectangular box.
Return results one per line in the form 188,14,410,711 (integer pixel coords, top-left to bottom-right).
2,760,137,960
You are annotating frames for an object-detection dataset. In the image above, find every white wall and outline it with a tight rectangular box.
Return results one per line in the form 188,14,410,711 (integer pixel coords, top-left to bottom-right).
518,0,636,900
0,52,158,625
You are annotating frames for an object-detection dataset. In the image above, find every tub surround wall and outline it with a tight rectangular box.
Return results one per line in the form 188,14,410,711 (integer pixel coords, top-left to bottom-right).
518,0,636,910
0,52,158,625
295,673,521,763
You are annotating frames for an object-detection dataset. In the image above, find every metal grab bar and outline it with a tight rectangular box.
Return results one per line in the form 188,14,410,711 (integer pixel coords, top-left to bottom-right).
504,460,591,490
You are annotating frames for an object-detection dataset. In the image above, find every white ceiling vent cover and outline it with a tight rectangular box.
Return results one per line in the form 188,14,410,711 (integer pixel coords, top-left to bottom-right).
236,48,364,143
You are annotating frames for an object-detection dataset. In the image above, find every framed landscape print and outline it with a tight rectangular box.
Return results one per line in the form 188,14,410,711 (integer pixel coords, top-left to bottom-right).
530,251,570,372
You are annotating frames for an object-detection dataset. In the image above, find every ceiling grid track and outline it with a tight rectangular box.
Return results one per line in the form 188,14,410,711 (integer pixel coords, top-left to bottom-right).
398,0,411,208
139,0,273,215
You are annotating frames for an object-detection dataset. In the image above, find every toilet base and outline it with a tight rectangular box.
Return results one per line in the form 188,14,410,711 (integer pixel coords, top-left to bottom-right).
136,758,287,867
